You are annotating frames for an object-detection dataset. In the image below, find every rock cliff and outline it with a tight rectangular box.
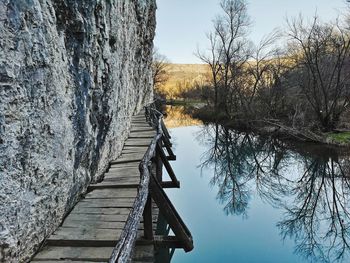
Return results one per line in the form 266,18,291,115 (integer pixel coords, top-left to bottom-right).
0,0,156,261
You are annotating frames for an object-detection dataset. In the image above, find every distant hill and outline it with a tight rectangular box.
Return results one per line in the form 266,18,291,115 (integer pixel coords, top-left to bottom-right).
157,64,211,99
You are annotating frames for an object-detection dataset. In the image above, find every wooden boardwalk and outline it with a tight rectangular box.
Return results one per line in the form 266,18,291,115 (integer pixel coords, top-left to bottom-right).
31,112,157,263
31,106,193,263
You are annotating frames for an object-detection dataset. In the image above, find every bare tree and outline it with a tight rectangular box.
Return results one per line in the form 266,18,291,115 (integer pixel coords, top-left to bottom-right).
244,31,284,117
287,16,350,131
197,0,251,113
152,48,170,93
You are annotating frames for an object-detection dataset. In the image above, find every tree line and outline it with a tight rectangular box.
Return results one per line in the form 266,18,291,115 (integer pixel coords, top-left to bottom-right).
191,0,350,134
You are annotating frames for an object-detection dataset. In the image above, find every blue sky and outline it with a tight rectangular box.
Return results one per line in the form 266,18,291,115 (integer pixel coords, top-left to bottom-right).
154,0,348,64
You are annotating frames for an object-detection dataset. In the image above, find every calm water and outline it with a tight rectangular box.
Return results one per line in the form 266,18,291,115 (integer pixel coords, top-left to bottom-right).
159,106,350,263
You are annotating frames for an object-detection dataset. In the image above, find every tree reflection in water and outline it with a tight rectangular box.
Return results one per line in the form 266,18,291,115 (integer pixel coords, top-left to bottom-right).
198,123,350,262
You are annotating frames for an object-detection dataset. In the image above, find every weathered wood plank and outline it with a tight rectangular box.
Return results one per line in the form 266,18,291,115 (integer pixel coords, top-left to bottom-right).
62,220,127,230
121,150,146,155
110,153,144,164
62,220,157,231
77,198,135,208
126,138,153,142
34,246,114,261
122,146,149,153
108,163,139,170
31,261,106,263
70,207,132,215
125,140,152,147
89,182,140,190
130,127,154,133
98,176,139,183
129,134,155,139
85,189,137,199
102,176,139,183
91,178,139,185
48,228,128,242
64,214,130,222
105,169,140,175
106,170,139,177
47,230,144,247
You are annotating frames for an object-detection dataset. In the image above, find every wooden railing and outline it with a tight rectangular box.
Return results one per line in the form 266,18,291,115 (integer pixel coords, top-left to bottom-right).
109,104,193,263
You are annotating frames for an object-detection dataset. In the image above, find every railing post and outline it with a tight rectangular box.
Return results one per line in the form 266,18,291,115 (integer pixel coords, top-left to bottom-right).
156,147,163,182
156,142,180,188
143,194,153,240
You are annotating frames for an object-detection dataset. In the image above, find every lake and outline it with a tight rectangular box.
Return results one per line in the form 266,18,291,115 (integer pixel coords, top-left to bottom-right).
157,105,350,263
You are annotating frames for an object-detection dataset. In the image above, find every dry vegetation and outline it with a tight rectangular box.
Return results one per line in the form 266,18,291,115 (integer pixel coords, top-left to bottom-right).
155,64,211,99
153,0,350,145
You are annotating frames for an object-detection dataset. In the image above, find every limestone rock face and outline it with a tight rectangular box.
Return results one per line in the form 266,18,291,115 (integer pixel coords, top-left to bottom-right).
0,0,156,261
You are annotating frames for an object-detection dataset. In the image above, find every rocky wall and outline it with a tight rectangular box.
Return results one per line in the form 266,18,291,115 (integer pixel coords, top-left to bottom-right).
0,0,156,261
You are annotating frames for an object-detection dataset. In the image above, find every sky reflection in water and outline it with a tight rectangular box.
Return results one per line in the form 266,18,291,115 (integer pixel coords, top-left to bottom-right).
162,106,350,263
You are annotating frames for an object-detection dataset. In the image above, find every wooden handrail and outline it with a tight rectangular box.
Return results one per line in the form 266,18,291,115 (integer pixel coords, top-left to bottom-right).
109,129,161,263
149,175,193,252
109,104,193,263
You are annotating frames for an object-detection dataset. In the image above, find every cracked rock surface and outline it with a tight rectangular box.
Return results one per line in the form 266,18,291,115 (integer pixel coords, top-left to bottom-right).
0,0,156,261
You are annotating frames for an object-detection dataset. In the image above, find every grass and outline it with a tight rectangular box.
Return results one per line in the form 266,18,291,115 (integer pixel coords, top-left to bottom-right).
327,131,350,144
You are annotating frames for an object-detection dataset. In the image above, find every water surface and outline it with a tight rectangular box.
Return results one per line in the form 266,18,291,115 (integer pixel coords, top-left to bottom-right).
160,106,350,263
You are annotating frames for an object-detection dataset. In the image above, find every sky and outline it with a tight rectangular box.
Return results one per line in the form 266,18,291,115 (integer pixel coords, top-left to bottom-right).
154,0,348,64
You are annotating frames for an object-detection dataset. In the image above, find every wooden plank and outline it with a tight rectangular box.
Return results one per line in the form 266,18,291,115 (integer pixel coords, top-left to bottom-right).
108,163,139,170
99,176,139,183
129,133,155,139
72,206,160,221
131,123,151,127
126,138,152,142
122,146,149,153
131,116,146,120
110,153,145,164
48,227,125,242
70,207,132,215
102,173,139,179
88,182,139,190
47,229,144,247
62,220,127,230
130,127,154,133
102,177,139,184
131,119,146,122
120,151,145,156
65,214,130,222
102,176,139,183
85,189,137,199
106,166,140,174
125,140,152,147
104,171,139,177
30,260,105,263
131,123,151,128
32,261,106,263
77,198,135,208
34,246,114,261
62,220,157,231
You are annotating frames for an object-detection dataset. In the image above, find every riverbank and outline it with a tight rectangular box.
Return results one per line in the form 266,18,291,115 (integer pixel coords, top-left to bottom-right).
186,105,350,147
